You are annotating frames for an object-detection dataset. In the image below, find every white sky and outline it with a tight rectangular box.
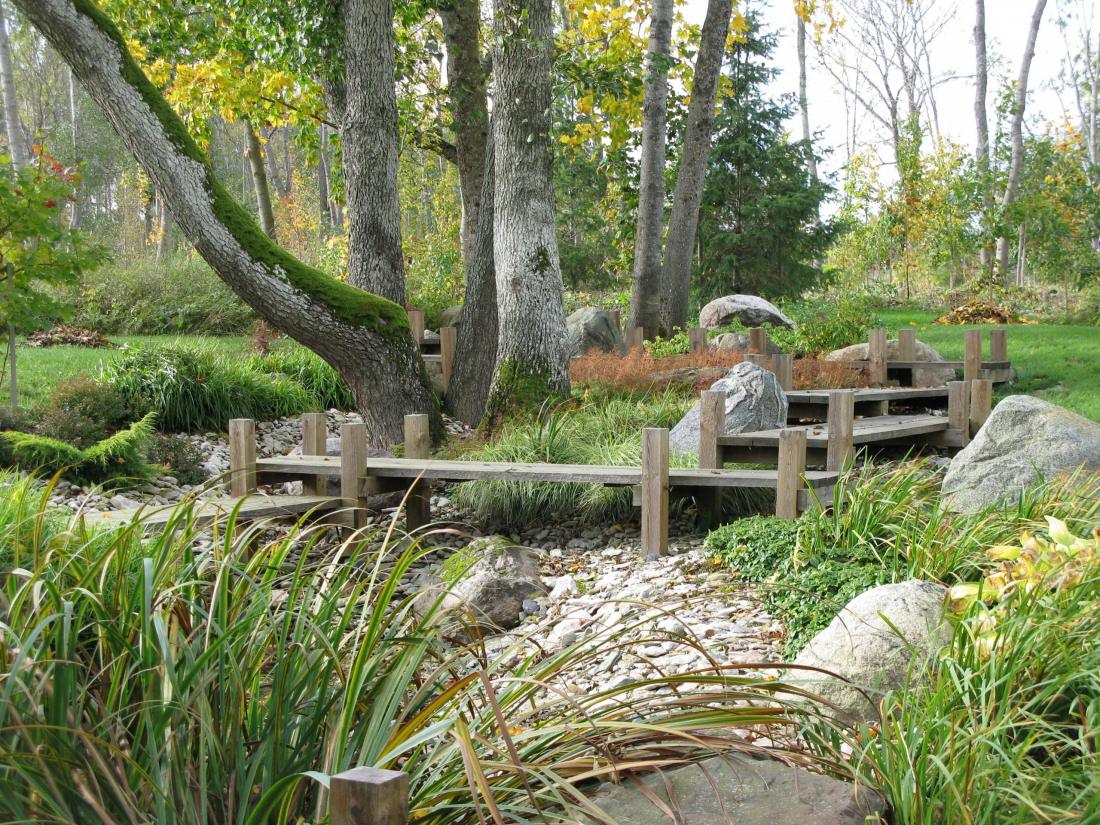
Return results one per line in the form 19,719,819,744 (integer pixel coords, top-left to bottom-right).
681,0,1089,182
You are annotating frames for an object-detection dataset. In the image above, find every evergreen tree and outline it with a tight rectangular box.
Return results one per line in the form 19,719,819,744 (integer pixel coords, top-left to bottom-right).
695,14,833,301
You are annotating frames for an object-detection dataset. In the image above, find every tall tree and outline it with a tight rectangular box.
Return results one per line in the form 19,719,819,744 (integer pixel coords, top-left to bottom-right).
627,0,674,338
343,0,406,304
243,119,276,238
661,0,734,332
996,0,1049,275
15,0,435,446
439,0,489,264
974,0,993,270
486,0,570,413
795,1,818,184
0,0,26,168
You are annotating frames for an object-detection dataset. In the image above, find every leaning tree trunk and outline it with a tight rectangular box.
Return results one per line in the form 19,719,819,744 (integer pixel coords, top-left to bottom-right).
342,0,406,304
243,118,277,238
661,0,733,333
15,0,436,446
440,0,489,265
446,119,498,425
996,0,1048,276
0,0,26,169
486,0,570,415
627,0,674,340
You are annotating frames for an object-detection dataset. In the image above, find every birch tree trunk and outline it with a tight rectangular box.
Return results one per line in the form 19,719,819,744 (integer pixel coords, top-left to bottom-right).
440,0,489,265
974,0,993,271
487,0,570,414
243,119,277,238
15,0,436,447
661,0,733,333
996,0,1048,275
447,119,498,424
67,67,82,228
0,0,26,169
627,0,673,339
796,8,818,183
342,0,406,304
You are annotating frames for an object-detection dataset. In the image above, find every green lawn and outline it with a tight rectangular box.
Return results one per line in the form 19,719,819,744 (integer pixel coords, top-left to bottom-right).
10,335,255,410
877,309,1100,422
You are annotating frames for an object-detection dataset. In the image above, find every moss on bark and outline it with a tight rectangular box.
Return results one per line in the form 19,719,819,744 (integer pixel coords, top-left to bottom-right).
482,358,566,427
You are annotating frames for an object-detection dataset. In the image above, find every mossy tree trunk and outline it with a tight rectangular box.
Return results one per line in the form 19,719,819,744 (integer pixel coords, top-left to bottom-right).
342,0,406,304
446,119,497,424
16,0,436,446
487,0,570,417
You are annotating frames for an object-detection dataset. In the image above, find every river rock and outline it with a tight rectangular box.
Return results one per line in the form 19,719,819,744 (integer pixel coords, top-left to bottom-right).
437,537,547,633
942,395,1100,513
588,753,883,825
438,305,464,328
668,362,787,454
699,295,794,329
825,339,953,387
790,580,949,722
566,307,625,357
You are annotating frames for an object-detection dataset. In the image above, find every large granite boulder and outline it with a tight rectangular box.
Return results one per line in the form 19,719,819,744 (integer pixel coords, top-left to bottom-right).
419,537,546,633
942,395,1100,513
699,295,795,329
790,580,949,723
825,338,953,387
712,331,781,355
566,306,625,357
668,362,787,454
438,305,464,328
589,753,883,825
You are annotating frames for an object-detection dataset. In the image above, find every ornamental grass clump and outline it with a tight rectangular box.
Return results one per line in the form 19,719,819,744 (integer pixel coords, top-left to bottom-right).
0,489,851,823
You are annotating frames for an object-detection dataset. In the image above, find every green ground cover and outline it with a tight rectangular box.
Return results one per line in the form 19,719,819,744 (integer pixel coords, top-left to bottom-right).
876,309,1100,422
10,335,258,409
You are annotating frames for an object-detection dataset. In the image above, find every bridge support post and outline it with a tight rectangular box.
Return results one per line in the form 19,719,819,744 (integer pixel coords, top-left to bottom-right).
964,330,982,382
340,422,368,529
404,414,431,531
948,380,972,447
440,326,457,392
697,391,724,527
970,378,993,434
641,428,669,557
330,766,409,825
228,418,256,497
688,327,708,352
826,390,855,472
776,428,807,520
301,412,328,495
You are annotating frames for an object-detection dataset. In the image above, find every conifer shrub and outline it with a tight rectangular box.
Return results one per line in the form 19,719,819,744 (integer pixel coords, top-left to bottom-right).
0,413,156,483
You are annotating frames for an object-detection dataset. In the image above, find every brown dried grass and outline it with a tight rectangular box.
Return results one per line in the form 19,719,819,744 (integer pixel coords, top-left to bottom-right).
793,357,872,390
570,348,745,391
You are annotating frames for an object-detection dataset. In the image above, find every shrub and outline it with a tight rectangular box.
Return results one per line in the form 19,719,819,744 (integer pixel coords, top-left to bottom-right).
248,347,354,410
67,253,254,334
644,330,692,358
706,515,800,582
101,345,313,432
0,413,156,483
37,377,133,448
711,296,881,356
146,433,207,485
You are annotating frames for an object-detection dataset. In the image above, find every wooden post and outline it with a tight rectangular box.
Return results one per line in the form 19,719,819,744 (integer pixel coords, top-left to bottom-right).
330,766,409,825
970,378,993,433
404,414,431,531
867,329,887,385
641,428,669,558
897,328,916,362
407,308,425,345
697,391,724,526
609,308,621,332
948,380,971,446
340,422,368,528
776,428,807,520
228,418,256,497
770,353,793,391
964,329,982,382
301,412,328,495
746,353,767,368
826,391,855,472
688,327,708,352
989,328,1007,361
625,326,644,352
748,327,767,355
440,325,457,392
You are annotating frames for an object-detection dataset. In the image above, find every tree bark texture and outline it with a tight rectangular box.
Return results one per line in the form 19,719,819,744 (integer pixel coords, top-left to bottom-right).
244,118,277,238
0,0,27,169
996,0,1048,275
487,0,570,411
446,118,498,424
974,0,993,270
661,0,733,333
440,0,489,265
342,0,406,304
796,8,818,183
16,0,436,447
627,0,673,339
67,67,82,228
